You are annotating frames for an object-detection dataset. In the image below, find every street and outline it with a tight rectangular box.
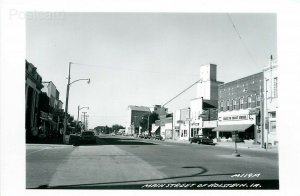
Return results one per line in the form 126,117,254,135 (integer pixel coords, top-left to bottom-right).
26,135,279,189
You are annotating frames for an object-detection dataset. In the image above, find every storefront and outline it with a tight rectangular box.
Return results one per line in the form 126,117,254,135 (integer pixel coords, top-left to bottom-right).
214,109,258,142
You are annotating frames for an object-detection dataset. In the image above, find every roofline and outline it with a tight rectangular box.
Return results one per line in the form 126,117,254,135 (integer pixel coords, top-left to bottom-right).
218,71,263,87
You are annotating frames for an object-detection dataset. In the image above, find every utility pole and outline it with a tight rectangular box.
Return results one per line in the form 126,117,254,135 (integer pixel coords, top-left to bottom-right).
82,112,87,131
85,115,89,131
63,62,72,143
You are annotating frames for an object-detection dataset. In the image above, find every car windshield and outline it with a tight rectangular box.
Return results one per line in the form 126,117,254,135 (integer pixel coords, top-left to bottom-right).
82,132,94,136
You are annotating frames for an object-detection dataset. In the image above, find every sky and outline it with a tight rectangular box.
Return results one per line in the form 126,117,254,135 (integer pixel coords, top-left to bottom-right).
26,13,277,128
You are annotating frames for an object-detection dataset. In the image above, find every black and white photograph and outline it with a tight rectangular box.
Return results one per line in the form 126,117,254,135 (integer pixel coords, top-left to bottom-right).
25,12,279,189
1,1,300,196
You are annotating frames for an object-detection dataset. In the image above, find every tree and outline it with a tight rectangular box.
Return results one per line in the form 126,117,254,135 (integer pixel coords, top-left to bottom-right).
112,124,125,133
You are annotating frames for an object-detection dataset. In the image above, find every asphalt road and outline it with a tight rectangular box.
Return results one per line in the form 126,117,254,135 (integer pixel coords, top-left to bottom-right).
26,135,279,189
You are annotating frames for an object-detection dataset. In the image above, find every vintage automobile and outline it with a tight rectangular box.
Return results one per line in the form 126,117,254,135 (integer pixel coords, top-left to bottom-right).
80,131,97,143
190,135,215,145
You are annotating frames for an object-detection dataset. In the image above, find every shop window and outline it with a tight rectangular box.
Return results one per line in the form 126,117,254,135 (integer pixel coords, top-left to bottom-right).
184,130,187,137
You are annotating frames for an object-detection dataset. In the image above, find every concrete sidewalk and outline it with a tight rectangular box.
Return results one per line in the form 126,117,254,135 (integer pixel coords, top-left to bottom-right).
214,141,278,153
163,139,278,153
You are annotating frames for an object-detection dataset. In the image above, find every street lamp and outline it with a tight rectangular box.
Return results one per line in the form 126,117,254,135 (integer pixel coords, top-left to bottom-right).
82,111,88,132
63,62,90,144
77,105,89,133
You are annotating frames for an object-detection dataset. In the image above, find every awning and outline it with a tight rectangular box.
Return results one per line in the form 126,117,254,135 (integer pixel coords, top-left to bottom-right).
151,125,159,133
212,124,253,132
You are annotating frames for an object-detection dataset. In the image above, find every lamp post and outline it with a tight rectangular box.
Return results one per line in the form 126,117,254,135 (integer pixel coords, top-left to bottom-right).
82,111,87,131
63,62,90,144
77,106,89,133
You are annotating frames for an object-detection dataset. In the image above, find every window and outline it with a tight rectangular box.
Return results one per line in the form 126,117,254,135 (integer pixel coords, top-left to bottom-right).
184,130,187,137
231,100,234,110
226,100,230,110
256,95,261,107
247,97,251,108
239,98,243,109
233,100,237,110
220,101,224,111
274,77,278,97
269,112,276,118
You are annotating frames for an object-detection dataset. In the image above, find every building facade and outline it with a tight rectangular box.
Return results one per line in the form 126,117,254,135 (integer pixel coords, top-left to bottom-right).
190,64,222,139
126,105,151,135
156,115,173,140
213,72,264,143
25,60,44,142
39,81,64,141
264,56,278,146
173,108,190,141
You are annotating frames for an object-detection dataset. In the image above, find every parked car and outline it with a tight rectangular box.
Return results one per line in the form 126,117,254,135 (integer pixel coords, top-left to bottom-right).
154,135,163,140
190,135,215,145
138,134,145,138
81,131,97,143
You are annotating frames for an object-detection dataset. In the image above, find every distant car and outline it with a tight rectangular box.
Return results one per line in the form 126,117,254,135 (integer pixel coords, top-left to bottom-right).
81,131,96,143
190,135,215,145
144,135,151,139
154,135,163,140
111,133,116,136
138,134,144,138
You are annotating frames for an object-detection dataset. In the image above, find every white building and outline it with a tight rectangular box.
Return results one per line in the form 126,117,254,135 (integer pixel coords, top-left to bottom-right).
190,64,222,139
173,108,190,141
264,56,278,146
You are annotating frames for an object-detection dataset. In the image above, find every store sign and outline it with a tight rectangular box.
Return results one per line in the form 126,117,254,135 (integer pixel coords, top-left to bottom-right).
249,108,260,115
202,121,217,128
223,115,248,121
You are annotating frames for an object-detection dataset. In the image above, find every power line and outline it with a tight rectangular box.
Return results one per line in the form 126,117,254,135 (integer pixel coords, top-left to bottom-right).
162,79,202,107
226,14,259,69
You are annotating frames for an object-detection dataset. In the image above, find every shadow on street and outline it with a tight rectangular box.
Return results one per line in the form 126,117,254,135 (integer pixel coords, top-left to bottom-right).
78,136,157,146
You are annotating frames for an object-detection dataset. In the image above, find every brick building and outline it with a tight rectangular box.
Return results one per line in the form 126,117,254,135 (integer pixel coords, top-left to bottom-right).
213,72,264,143
126,105,151,135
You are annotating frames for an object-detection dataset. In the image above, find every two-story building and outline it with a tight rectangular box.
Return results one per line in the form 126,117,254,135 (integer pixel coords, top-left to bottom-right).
213,72,264,143
25,60,44,142
264,56,278,147
126,105,151,136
